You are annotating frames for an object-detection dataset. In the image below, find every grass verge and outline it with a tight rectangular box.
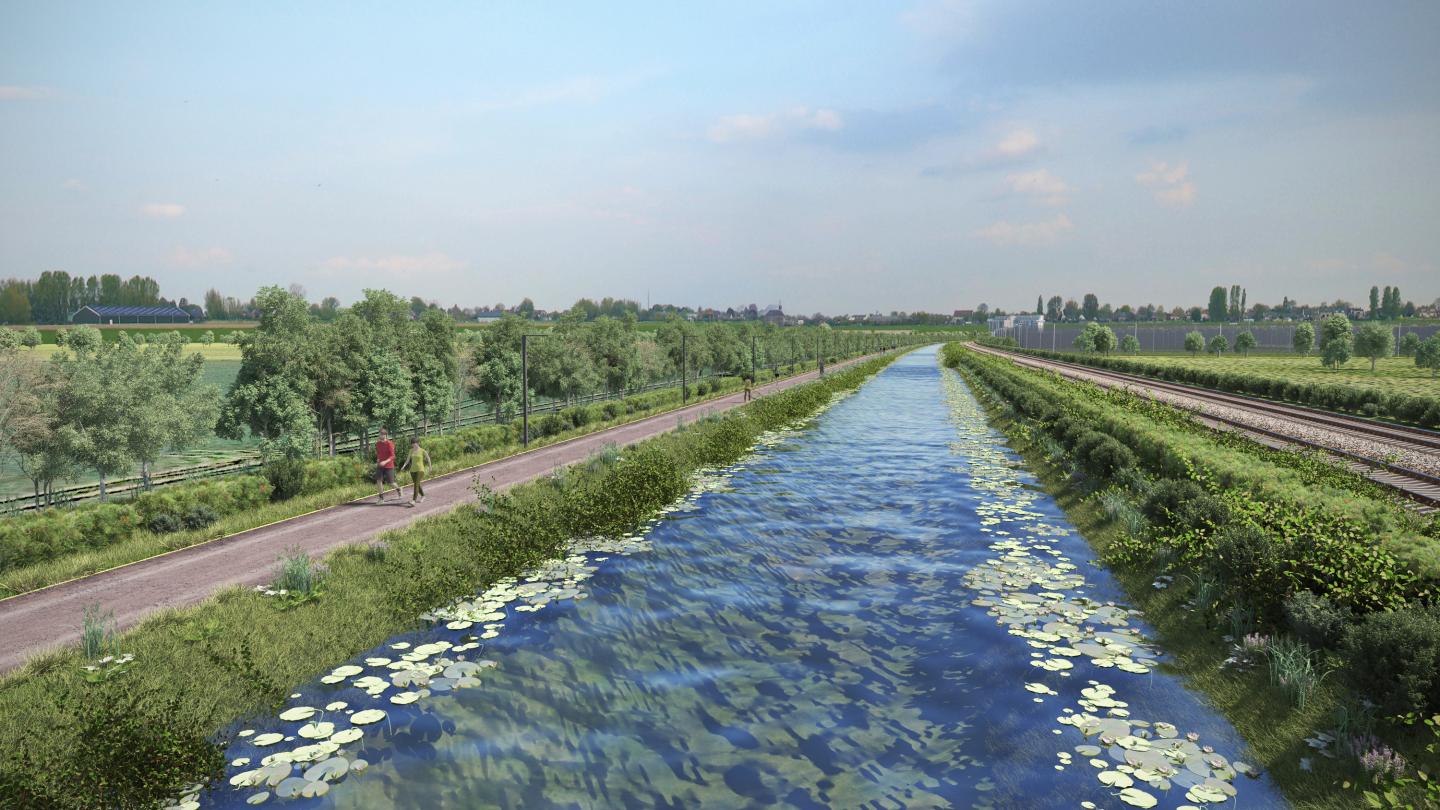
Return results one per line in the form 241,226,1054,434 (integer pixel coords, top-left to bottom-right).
954,357,1437,809
0,352,903,810
0,356,859,597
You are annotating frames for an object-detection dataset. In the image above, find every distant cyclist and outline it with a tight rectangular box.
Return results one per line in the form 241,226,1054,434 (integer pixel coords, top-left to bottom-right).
399,436,431,507
374,429,402,502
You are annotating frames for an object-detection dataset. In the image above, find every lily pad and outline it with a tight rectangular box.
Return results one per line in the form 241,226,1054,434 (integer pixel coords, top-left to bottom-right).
278,706,316,722
252,733,285,747
1118,787,1157,808
329,727,364,745
351,709,387,725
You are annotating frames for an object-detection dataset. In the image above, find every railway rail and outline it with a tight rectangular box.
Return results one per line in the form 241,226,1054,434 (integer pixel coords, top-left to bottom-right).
969,343,1440,513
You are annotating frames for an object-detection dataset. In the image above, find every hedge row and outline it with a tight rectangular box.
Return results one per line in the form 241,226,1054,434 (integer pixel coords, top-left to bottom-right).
946,342,1440,718
0,382,737,574
943,342,1438,594
1001,346,1440,428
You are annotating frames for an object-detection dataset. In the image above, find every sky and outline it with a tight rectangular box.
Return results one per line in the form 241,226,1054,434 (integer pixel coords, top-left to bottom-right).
2,1,1438,314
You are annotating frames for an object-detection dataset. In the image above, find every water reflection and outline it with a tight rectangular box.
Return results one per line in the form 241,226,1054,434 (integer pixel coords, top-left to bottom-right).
201,348,1285,809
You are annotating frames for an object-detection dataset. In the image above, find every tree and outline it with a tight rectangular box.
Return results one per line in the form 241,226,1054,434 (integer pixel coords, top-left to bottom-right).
1188,306,1204,323
204,289,227,321
1063,299,1080,322
1233,330,1256,356
218,287,315,460
468,315,524,421
0,282,32,324
1398,333,1421,357
1208,287,1228,323
1093,324,1117,353
1415,335,1440,378
19,327,42,348
1320,313,1353,369
1082,293,1099,322
0,328,15,353
46,328,137,499
1119,334,1140,354
306,314,371,455
1184,331,1205,356
1369,286,1380,320
1354,323,1393,372
1228,285,1241,321
1292,322,1314,355
1046,296,1063,322
1208,335,1228,355
406,309,459,432
200,330,215,345
516,297,535,319
1035,296,1044,315
123,332,220,489
583,315,641,394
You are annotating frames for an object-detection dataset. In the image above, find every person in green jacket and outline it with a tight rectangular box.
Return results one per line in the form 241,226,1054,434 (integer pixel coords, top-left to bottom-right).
399,437,431,507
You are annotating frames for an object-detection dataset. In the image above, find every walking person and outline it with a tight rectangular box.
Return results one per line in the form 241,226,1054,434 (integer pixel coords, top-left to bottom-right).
743,377,753,402
374,428,402,502
399,436,431,507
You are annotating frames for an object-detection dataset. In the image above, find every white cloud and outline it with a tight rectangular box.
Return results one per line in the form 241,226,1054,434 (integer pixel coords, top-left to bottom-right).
140,202,185,219
1135,160,1195,206
169,246,234,267
973,213,1074,246
1155,182,1196,206
1005,169,1071,205
1136,160,1188,186
995,128,1040,157
0,85,49,100
708,107,843,143
318,252,466,276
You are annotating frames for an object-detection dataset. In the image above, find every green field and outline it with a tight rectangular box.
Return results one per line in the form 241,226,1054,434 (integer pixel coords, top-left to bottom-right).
1119,351,1439,397
7,323,257,345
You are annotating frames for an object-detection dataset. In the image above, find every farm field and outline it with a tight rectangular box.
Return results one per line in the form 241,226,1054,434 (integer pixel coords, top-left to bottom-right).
1118,351,1439,396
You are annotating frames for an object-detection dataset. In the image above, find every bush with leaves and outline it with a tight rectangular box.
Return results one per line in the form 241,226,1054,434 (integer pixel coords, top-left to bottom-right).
1342,605,1440,715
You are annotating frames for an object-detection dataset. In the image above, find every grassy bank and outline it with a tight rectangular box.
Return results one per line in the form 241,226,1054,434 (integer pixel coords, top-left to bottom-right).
1,358,852,597
0,352,903,810
947,342,1440,808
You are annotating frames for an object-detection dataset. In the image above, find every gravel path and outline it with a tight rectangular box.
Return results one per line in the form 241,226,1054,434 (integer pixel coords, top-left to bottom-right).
989,349,1440,477
0,355,885,674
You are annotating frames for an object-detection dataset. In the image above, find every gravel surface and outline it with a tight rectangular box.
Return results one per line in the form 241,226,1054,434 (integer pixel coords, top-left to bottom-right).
993,350,1440,477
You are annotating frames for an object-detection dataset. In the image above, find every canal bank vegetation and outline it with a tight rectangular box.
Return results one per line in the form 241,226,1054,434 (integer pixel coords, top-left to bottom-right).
977,339,1440,427
944,342,1440,809
0,352,904,810
0,378,751,597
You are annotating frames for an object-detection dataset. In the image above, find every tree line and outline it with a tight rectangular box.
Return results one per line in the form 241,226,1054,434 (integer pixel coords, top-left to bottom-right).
0,272,171,324
1020,285,1428,326
2,285,906,506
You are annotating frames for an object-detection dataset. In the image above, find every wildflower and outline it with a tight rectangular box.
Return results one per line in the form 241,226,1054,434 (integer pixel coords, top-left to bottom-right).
1358,743,1406,783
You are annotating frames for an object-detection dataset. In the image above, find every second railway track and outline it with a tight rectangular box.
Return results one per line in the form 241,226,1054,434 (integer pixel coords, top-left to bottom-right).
970,343,1440,512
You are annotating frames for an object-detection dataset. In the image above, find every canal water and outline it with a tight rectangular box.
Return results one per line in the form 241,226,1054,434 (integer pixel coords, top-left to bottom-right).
202,347,1286,809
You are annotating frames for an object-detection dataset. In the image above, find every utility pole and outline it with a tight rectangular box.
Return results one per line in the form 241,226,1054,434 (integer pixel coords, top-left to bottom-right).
750,334,756,384
521,333,551,448
680,332,688,404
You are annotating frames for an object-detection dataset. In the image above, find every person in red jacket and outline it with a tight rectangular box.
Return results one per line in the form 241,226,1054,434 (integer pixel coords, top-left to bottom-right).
375,429,402,502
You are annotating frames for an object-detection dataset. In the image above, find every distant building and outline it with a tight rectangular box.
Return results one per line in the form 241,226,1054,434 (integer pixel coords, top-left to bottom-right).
71,305,193,325
762,304,785,325
473,309,506,323
988,313,1044,335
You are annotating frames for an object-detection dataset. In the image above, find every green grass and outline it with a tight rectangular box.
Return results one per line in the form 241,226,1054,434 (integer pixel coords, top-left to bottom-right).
961,362,1435,810
1106,351,1439,396
0,357,852,596
0,353,901,810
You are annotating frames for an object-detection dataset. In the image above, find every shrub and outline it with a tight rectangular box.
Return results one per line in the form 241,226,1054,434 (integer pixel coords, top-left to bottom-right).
262,458,308,501
181,504,219,531
537,412,567,438
1074,432,1135,477
1342,605,1440,715
1210,524,1289,622
1284,591,1353,650
146,513,182,535
601,401,623,420
1142,479,1228,535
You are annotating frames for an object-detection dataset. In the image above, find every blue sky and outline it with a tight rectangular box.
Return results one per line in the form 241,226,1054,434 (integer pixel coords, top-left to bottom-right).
2,1,1437,313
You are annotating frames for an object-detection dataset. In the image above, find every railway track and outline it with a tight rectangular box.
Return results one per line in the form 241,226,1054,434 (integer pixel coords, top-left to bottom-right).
969,344,1440,512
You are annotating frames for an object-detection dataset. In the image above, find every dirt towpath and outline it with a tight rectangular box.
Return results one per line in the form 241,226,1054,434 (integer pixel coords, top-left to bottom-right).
0,356,880,673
